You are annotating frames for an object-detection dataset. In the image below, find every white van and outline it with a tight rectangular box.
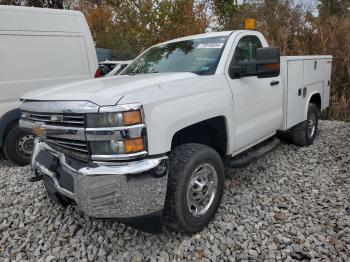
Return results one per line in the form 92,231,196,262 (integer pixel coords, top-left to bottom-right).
0,5,98,165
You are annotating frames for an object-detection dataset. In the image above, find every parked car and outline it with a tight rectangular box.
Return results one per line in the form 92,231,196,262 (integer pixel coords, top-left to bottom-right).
0,5,98,165
95,60,132,78
20,29,332,233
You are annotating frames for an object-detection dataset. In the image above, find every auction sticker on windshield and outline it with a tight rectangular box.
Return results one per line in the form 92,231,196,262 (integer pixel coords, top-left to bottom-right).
197,43,224,49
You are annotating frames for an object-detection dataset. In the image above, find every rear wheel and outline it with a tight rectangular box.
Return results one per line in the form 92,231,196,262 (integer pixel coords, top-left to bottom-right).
164,143,224,234
3,123,35,166
292,103,319,146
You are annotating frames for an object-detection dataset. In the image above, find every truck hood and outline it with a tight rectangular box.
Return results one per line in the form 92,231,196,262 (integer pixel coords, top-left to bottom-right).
21,73,198,106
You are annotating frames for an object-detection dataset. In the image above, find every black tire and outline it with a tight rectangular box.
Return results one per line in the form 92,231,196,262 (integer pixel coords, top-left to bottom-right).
292,103,320,146
0,149,4,160
43,176,71,207
164,143,224,234
3,122,35,166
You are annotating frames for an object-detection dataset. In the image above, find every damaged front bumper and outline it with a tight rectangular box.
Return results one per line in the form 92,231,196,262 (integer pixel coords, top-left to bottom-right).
31,138,169,233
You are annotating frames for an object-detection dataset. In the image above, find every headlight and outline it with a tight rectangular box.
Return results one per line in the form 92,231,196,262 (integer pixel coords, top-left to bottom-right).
86,110,142,128
90,138,145,155
87,103,146,159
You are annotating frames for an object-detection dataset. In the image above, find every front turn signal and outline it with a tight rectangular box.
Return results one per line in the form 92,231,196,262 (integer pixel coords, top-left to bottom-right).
124,138,144,153
123,110,142,126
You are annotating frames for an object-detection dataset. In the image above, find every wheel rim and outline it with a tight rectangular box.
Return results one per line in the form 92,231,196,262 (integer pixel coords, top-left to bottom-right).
307,113,317,138
17,134,36,156
186,163,218,217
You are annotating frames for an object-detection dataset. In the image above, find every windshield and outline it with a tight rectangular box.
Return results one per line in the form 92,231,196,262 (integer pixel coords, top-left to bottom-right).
121,36,228,76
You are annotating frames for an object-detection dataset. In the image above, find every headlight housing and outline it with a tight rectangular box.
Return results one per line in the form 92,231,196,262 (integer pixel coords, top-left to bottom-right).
86,103,147,160
86,110,142,128
90,138,145,155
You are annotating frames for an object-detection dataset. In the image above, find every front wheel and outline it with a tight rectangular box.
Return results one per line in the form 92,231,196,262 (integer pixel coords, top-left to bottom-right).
164,143,224,234
292,103,320,146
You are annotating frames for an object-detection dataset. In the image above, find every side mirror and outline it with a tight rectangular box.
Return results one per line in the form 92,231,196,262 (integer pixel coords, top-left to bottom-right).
228,65,247,79
256,47,280,78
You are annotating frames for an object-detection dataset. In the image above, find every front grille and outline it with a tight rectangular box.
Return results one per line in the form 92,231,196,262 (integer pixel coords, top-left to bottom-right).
23,111,85,128
46,137,90,162
46,137,89,153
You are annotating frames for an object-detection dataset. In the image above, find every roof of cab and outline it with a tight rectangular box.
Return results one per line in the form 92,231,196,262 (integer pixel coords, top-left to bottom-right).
156,30,263,46
159,31,234,45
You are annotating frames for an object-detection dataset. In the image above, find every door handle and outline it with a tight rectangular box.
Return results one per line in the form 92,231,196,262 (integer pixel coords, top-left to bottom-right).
270,80,279,86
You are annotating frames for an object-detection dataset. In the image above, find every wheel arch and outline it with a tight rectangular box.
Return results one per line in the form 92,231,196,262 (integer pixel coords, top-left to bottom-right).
0,108,21,147
170,116,229,157
305,92,321,119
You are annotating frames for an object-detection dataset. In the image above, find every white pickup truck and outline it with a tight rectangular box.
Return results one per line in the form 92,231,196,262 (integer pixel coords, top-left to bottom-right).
19,30,332,234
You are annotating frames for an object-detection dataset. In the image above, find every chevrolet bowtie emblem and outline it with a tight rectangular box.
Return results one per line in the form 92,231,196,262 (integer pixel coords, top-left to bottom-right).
32,125,46,137
50,115,63,122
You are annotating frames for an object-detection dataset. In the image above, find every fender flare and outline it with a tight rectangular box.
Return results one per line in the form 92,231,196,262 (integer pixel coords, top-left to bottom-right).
168,115,230,156
0,108,21,147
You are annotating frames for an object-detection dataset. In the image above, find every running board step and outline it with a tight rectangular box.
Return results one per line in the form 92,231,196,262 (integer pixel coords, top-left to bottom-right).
227,137,280,168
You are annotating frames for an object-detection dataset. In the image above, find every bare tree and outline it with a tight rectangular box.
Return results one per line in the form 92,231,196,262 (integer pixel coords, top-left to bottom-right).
25,0,63,9
0,0,23,5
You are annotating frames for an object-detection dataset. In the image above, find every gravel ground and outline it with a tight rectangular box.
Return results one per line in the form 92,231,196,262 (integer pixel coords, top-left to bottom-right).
0,120,349,261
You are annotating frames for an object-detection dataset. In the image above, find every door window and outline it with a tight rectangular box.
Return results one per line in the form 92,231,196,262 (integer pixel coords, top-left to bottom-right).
231,35,262,76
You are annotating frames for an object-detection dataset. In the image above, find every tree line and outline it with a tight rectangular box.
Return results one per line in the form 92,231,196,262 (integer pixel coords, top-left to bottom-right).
1,0,349,121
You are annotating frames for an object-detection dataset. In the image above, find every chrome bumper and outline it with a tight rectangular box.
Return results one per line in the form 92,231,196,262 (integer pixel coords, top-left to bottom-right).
31,138,168,219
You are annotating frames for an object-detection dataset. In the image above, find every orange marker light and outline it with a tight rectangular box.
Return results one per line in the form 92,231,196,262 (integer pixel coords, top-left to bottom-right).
245,18,256,30
123,110,142,126
262,63,280,70
124,138,144,153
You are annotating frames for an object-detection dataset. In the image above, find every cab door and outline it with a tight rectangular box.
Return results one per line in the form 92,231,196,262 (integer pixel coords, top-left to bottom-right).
225,33,283,151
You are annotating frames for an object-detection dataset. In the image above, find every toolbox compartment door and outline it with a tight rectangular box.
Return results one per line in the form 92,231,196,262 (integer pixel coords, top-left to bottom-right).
286,60,305,128
323,59,332,108
303,59,324,86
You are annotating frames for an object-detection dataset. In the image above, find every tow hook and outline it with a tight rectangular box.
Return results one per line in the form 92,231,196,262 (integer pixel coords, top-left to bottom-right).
28,173,43,182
